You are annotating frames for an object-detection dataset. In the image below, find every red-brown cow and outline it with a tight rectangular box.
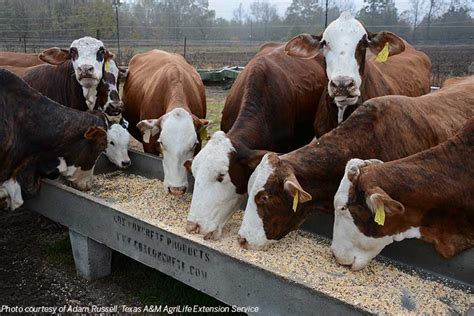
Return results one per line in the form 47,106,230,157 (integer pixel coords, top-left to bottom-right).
122,50,208,195
332,116,474,270
186,43,327,240
0,69,107,210
285,12,431,135
0,52,44,68
238,76,474,250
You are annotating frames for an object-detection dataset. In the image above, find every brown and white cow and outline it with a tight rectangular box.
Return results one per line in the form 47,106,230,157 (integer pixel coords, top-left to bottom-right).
185,43,327,240
22,39,130,169
0,52,44,68
123,50,208,195
0,69,108,210
238,76,474,250
285,12,431,135
332,117,474,270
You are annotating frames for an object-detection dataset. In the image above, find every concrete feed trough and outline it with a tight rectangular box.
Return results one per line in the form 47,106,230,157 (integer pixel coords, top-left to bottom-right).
25,151,473,314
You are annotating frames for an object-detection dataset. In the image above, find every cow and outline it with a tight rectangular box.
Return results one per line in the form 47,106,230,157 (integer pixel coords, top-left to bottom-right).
285,11,431,135
0,52,44,68
237,76,474,250
0,69,108,210
122,49,208,195
331,118,474,271
21,38,130,169
185,43,327,240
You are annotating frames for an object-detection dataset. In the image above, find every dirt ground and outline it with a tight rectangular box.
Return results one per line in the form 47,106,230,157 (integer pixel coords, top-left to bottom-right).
0,86,231,311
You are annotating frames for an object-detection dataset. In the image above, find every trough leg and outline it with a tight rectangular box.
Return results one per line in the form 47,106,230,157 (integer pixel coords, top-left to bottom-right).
69,229,112,280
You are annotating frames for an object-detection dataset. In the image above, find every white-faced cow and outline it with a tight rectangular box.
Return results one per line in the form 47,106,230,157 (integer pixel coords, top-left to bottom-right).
123,50,208,195
285,11,431,135
21,38,131,169
185,43,327,240
0,70,108,210
332,116,474,270
238,76,474,250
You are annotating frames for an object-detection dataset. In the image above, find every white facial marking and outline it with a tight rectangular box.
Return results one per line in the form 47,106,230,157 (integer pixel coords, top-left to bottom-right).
70,37,105,89
82,86,98,110
238,154,275,250
57,157,68,173
331,158,421,270
160,108,197,191
187,131,244,237
322,12,365,105
0,178,24,210
105,124,130,168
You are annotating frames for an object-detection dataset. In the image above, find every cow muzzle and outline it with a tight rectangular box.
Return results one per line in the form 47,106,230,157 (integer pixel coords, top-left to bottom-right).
168,186,187,195
329,76,359,100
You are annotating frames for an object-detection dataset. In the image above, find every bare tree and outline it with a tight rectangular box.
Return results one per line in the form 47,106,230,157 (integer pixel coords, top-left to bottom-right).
426,0,445,39
232,2,245,25
410,0,426,40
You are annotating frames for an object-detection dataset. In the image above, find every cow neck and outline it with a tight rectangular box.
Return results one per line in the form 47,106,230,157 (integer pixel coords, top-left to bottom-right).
47,61,88,111
284,112,378,213
27,93,104,155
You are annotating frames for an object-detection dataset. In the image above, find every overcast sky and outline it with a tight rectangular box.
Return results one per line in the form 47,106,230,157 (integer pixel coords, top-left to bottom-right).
208,0,413,20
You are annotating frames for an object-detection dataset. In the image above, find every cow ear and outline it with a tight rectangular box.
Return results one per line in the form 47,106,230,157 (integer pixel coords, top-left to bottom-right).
118,66,128,82
39,47,70,65
84,126,107,144
284,174,312,203
367,32,405,57
192,115,210,130
346,158,383,183
366,187,405,216
137,119,162,144
285,33,323,59
105,49,115,61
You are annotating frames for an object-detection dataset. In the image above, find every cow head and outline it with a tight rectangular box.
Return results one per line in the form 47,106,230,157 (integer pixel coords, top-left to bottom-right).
285,12,405,123
238,153,312,250
58,126,108,191
185,132,264,240
39,37,113,90
330,159,418,270
137,108,209,195
97,59,125,116
104,121,131,169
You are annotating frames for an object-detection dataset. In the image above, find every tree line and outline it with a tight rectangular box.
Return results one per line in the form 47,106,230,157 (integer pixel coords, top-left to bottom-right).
0,0,472,45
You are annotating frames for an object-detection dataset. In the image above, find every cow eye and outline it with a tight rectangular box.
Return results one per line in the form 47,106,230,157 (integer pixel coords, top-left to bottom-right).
321,40,327,47
216,173,225,182
70,47,78,59
110,141,115,146
98,47,105,55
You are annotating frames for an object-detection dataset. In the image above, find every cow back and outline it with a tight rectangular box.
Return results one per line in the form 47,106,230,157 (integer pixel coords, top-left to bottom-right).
122,49,206,142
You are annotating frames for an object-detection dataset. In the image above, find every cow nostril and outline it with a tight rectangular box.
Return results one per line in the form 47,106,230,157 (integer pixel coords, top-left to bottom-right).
121,160,131,168
237,236,248,249
169,186,186,195
186,221,200,234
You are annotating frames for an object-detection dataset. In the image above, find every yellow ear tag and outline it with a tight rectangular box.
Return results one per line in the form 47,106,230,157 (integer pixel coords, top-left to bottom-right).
292,192,299,212
199,128,208,141
374,205,386,226
375,42,390,63
105,61,110,72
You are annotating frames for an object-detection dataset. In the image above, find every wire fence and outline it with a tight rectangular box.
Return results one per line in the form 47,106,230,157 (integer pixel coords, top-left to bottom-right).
1,37,473,86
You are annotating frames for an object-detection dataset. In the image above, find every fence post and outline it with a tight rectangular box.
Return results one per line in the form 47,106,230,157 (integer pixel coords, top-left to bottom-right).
23,34,27,53
184,36,187,59
96,29,100,40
